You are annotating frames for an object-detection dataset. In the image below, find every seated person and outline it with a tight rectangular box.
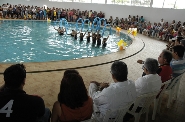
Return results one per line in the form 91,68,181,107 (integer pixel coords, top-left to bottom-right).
89,61,136,121
170,45,185,78
0,64,50,122
107,16,113,25
180,39,185,58
135,58,162,96
113,17,119,27
51,70,93,122
137,50,172,83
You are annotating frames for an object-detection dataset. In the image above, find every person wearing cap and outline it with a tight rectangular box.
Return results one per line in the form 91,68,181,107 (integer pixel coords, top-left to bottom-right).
89,61,136,121
0,64,50,122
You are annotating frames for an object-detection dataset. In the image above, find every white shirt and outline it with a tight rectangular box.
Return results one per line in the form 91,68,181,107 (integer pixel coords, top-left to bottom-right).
88,11,92,17
135,74,162,107
135,74,162,97
89,80,136,121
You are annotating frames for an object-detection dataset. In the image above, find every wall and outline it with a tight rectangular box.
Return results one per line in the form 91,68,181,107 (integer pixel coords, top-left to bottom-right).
0,0,184,23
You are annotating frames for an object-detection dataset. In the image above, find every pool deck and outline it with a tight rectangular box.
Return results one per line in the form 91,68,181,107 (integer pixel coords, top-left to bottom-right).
0,22,185,122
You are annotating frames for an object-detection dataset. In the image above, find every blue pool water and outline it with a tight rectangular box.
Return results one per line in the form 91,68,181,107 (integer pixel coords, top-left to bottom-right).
0,20,132,63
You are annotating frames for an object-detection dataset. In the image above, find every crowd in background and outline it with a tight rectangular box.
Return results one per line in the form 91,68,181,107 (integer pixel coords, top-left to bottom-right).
1,2,185,122
0,3,105,22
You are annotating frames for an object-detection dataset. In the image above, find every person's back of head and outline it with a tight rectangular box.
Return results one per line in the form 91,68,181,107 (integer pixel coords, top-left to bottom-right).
172,45,185,58
180,39,185,47
111,61,128,81
144,58,158,74
4,64,26,89
58,73,88,109
63,69,79,78
162,49,172,64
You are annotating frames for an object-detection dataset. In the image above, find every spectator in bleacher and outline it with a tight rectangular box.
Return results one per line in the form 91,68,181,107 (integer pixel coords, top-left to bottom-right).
137,50,172,83
89,61,136,121
180,39,185,59
139,16,144,23
170,45,185,77
51,70,93,122
0,64,50,122
160,18,164,26
135,58,162,97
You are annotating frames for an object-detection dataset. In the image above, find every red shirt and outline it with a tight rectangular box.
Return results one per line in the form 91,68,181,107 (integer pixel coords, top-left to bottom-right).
59,97,93,121
158,65,172,83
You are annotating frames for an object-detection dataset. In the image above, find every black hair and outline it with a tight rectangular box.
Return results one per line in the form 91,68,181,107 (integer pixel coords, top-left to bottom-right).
58,73,88,109
63,69,79,78
4,64,26,89
162,49,172,64
111,61,128,81
180,39,185,46
177,36,184,43
173,45,185,58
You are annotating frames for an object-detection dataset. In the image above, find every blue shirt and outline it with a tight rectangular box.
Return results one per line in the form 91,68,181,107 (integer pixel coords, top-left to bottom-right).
170,58,185,77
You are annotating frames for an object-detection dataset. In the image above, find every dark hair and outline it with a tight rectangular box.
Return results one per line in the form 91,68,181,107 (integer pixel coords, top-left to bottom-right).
162,50,172,64
58,73,88,109
63,69,79,77
144,58,158,74
180,39,185,46
111,61,128,81
177,36,184,43
173,45,185,58
4,64,26,89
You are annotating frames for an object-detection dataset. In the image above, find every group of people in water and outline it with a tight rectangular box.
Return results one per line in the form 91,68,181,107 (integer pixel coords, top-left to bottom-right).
54,26,109,47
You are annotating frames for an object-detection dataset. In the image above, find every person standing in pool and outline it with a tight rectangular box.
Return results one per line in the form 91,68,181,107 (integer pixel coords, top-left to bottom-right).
96,34,102,47
79,31,87,41
68,30,79,40
102,35,109,48
86,32,92,43
92,32,97,45
54,27,65,35
59,27,66,35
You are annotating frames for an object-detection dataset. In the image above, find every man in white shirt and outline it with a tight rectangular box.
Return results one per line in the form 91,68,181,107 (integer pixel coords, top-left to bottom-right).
89,61,136,121
135,58,162,97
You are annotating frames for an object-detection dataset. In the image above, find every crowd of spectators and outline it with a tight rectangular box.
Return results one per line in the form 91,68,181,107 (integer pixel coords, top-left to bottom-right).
1,3,185,122
0,3,105,22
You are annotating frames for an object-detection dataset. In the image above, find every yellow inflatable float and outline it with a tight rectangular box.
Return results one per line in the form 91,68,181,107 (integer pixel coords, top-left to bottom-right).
117,39,127,50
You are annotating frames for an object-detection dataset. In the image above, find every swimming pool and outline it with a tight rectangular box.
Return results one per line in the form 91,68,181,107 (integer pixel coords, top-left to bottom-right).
0,20,132,63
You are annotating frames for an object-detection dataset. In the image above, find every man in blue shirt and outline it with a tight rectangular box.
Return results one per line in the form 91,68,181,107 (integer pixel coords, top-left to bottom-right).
170,45,185,77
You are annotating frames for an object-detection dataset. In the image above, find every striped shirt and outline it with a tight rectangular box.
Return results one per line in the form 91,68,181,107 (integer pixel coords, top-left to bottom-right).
170,58,185,77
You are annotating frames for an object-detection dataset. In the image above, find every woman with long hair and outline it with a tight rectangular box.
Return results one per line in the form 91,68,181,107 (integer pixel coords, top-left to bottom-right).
51,70,93,122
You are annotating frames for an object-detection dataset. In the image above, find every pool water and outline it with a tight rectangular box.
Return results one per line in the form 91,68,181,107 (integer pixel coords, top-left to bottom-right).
0,20,132,63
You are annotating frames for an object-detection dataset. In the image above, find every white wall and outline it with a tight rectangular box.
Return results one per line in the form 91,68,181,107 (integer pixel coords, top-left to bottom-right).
0,0,184,24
